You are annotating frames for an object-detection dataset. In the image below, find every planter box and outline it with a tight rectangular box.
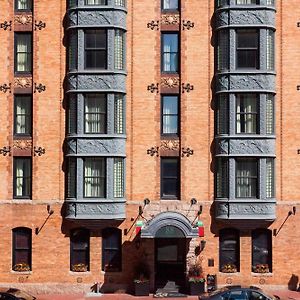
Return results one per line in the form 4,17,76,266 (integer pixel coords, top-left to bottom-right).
189,281,205,295
134,281,150,296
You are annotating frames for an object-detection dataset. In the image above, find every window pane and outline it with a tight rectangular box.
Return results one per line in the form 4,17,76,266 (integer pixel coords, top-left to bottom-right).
84,94,106,133
219,229,240,272
16,0,32,10
69,33,78,70
70,229,89,271
216,158,228,198
85,0,107,4
236,94,257,134
15,34,32,73
162,96,178,134
114,158,124,198
162,0,178,10
84,158,106,198
266,95,274,134
114,94,124,134
14,96,32,135
217,31,229,71
67,158,76,198
236,30,258,69
14,158,31,198
13,228,31,271
115,0,126,6
236,159,257,198
161,158,179,198
266,30,275,70
115,30,125,70
217,94,228,134
266,158,275,198
236,0,257,4
162,34,179,72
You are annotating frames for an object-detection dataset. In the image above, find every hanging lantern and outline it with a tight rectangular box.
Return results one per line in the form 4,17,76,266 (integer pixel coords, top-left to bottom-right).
197,220,204,237
136,220,143,234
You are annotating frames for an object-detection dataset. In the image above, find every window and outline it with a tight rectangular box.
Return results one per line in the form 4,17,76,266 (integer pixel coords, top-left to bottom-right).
68,96,77,134
114,30,125,70
67,158,76,198
219,228,240,272
236,159,258,198
216,0,228,6
236,94,258,134
113,158,124,198
266,95,274,134
15,33,32,73
84,158,106,198
70,229,90,272
161,95,179,135
266,29,275,70
102,228,122,272
252,229,272,273
14,157,32,199
236,29,259,69
84,94,106,134
236,0,257,4
12,228,32,271
162,0,179,10
115,0,126,6
161,158,180,199
162,33,179,73
216,158,228,198
217,30,229,71
114,94,124,134
85,0,106,4
14,95,32,136
84,30,107,69
216,94,228,135
266,158,275,198
69,33,78,70
15,0,32,11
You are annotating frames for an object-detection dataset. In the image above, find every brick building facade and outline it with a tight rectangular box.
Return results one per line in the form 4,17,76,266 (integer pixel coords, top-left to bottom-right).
0,0,299,295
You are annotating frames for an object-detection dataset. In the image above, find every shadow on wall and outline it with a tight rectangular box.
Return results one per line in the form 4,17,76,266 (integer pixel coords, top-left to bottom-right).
288,274,299,291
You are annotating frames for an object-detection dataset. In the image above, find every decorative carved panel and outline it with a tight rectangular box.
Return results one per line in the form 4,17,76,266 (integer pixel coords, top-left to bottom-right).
14,15,33,25
161,77,180,89
160,140,180,151
14,77,32,89
161,14,180,26
13,140,32,150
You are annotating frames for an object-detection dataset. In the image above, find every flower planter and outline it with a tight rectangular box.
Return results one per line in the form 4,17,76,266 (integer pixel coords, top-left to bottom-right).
189,281,205,295
134,281,150,296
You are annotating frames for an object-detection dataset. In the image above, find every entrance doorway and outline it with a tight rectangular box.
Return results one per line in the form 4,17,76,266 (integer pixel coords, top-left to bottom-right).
154,226,188,292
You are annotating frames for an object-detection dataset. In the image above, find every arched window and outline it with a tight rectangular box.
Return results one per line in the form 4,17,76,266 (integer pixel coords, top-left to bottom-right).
252,229,272,273
102,228,122,272
70,228,90,272
12,227,32,271
219,228,240,272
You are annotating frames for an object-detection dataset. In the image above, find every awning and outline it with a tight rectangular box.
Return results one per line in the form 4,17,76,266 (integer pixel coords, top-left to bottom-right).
140,211,198,238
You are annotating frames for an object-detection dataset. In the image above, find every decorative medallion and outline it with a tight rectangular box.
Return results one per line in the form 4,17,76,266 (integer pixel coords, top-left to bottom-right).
14,77,32,89
147,20,159,30
161,77,180,89
34,20,46,30
146,147,159,157
34,146,46,156
161,14,180,26
34,83,46,93
182,20,195,30
147,83,159,94
0,146,11,156
14,15,33,25
13,140,32,150
226,277,233,284
0,21,12,31
161,140,180,151
0,83,11,93
181,147,194,157
182,83,194,93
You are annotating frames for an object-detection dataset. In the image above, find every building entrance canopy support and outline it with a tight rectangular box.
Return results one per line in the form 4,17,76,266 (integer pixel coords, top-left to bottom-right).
140,211,198,238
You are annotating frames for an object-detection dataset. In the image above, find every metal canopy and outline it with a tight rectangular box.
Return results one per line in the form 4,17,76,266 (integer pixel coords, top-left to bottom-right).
140,211,198,238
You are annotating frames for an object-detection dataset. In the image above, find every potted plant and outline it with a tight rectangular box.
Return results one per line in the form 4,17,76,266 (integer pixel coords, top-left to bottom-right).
253,264,269,273
221,263,238,273
133,261,150,296
188,262,205,295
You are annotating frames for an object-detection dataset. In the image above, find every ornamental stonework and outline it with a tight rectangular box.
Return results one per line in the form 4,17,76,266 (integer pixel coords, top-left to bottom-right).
13,140,32,150
160,140,180,151
161,14,180,25
14,15,33,25
14,77,32,89
161,77,180,89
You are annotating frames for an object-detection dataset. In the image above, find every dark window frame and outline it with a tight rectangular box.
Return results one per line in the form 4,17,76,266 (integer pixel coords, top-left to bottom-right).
15,0,33,12
102,228,122,272
219,228,240,273
161,157,180,200
235,158,258,199
85,0,107,4
70,228,90,272
161,0,180,11
161,95,179,137
252,229,272,273
12,227,32,271
161,32,180,73
236,0,258,4
84,29,107,70
13,157,32,199
236,29,259,69
14,95,32,137
14,33,32,74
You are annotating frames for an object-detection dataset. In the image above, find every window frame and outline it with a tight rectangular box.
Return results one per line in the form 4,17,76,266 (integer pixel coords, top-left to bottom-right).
14,33,33,74
236,29,259,70
219,228,240,273
85,0,107,5
161,32,179,73
70,228,90,272
161,157,180,200
161,95,179,137
14,95,32,137
12,227,32,271
15,0,33,12
84,29,107,70
102,228,122,272
161,0,180,11
13,157,32,199
236,0,258,4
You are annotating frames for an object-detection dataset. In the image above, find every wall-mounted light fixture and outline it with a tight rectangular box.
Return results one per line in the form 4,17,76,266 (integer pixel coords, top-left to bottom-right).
144,198,150,205
35,204,54,235
190,198,197,205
